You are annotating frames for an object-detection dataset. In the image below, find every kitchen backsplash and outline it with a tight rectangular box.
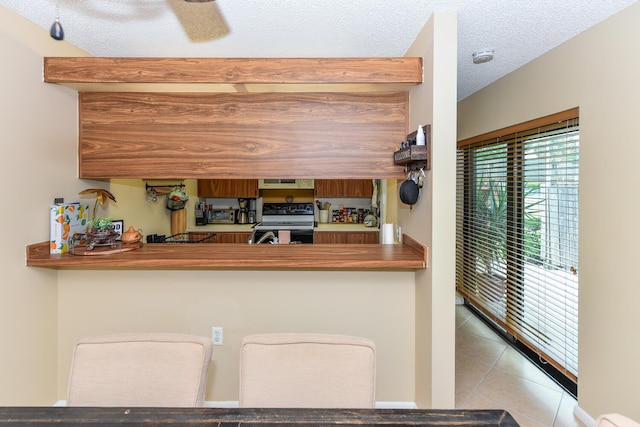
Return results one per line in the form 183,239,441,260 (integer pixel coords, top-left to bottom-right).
200,197,376,224
314,197,376,224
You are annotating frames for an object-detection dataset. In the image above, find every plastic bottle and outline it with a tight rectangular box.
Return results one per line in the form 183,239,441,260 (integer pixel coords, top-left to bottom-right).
416,125,425,146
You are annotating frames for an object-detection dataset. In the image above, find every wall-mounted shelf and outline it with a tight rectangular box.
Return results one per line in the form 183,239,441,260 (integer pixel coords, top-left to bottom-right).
393,124,431,171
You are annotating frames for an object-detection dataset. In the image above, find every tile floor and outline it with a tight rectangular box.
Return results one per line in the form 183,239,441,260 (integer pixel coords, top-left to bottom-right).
456,304,585,427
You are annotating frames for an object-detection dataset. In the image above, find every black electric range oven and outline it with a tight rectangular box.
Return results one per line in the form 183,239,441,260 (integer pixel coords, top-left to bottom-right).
252,202,315,244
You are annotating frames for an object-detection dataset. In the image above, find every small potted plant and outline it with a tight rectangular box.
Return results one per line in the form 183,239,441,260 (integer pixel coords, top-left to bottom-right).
88,216,114,231
81,217,119,250
77,189,119,250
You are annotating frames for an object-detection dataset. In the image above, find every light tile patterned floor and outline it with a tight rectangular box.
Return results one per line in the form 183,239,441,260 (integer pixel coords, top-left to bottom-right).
456,305,585,427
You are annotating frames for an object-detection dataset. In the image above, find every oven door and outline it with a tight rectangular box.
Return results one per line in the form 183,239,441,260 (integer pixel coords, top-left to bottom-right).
254,228,314,244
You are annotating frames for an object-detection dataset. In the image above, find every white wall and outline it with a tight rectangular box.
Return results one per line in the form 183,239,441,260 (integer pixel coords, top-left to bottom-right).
458,2,640,420
0,6,89,405
404,11,458,408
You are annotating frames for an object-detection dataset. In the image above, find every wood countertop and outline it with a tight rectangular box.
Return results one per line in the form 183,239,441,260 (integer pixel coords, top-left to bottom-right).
26,235,427,270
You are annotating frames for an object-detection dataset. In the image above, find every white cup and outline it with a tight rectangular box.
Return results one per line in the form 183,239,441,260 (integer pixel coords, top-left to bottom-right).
319,210,330,223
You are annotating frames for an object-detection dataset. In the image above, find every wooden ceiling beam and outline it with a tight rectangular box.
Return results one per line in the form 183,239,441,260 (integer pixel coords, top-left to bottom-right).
43,57,423,92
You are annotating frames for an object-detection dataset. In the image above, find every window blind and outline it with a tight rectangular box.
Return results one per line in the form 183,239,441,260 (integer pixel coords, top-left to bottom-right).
456,108,579,383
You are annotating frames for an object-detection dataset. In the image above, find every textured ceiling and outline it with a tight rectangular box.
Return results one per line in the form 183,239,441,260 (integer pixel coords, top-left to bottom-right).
0,0,637,100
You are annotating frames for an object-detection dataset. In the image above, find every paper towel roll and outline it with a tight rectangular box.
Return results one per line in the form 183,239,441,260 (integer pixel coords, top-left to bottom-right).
381,223,395,244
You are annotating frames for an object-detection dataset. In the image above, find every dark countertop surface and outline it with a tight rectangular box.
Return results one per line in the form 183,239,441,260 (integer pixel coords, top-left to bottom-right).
0,407,519,426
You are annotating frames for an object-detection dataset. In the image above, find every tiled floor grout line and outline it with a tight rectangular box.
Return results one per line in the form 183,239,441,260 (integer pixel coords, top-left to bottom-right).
456,310,508,410
464,347,507,409
457,305,578,427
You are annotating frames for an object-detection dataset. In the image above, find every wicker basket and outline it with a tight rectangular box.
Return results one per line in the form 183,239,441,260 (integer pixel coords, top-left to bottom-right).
166,190,189,210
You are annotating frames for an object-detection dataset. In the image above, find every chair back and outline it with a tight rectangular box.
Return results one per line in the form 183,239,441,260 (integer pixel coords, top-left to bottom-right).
239,333,376,408
596,414,640,427
67,333,213,407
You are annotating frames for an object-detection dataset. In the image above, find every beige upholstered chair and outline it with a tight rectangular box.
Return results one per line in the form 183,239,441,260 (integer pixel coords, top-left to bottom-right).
239,333,376,408
67,333,213,407
596,414,640,427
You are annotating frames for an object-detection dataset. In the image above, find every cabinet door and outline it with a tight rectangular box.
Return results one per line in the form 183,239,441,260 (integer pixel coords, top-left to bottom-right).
344,231,379,244
314,180,373,198
215,232,251,243
187,232,217,243
197,180,259,198
314,231,378,244
314,232,346,244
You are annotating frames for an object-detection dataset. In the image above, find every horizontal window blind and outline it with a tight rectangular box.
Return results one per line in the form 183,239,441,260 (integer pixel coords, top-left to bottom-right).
456,109,579,383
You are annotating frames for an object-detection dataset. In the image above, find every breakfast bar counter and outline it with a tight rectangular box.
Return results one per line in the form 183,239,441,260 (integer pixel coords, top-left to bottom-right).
26,234,427,270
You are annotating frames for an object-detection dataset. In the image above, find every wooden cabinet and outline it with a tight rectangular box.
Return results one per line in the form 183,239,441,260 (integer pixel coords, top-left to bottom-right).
314,180,373,198
314,231,379,244
197,180,259,198
215,232,251,244
186,232,217,243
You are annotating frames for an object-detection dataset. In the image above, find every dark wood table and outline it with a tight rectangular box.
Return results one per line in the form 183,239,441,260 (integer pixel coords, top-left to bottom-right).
0,407,518,426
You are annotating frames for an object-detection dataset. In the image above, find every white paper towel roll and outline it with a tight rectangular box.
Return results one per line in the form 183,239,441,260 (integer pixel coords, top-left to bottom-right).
381,223,395,244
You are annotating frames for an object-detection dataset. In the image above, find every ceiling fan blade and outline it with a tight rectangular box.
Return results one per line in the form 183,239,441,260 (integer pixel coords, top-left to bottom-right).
167,0,229,42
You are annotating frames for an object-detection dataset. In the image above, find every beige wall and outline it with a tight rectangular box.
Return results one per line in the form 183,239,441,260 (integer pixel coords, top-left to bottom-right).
105,179,198,236
404,11,458,408
56,183,420,404
0,3,454,408
458,2,640,420
0,7,89,405
56,270,415,402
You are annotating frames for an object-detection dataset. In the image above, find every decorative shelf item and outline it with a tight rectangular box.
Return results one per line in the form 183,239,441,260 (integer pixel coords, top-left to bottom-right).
145,182,184,204
69,241,142,256
394,124,431,171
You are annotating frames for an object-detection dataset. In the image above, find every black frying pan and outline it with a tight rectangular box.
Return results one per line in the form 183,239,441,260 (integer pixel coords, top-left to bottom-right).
399,172,419,205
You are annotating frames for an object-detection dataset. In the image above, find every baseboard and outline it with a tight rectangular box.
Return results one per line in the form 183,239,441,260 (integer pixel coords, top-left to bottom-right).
55,400,418,410
574,405,596,427
375,402,418,409
204,401,239,408
204,401,417,409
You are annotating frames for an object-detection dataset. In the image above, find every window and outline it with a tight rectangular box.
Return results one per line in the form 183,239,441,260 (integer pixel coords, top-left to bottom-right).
456,108,579,392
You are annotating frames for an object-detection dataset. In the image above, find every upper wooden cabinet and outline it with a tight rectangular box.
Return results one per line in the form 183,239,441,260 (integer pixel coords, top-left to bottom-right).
77,92,408,179
198,180,259,198
314,180,373,198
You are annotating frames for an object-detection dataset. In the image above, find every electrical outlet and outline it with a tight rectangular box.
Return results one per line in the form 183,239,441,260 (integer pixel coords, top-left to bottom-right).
211,327,223,346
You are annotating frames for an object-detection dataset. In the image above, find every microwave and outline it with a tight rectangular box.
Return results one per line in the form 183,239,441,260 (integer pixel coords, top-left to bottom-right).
207,209,236,224
258,179,314,190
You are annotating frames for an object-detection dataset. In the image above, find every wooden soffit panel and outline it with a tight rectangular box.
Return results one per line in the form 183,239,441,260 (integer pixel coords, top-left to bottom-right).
78,91,409,180
44,57,423,92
